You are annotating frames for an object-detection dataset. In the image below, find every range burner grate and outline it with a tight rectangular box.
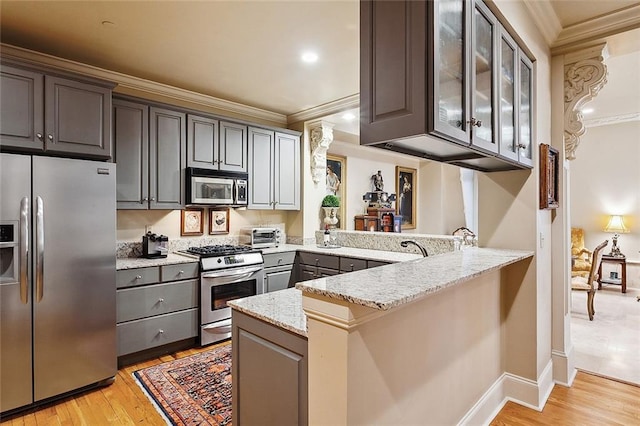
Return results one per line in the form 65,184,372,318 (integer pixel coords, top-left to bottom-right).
186,244,253,257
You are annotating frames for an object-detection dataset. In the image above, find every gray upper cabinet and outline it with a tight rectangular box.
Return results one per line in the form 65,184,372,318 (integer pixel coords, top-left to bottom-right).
248,127,300,210
113,98,185,209
187,115,247,172
219,121,248,172
360,0,533,172
149,107,186,209
0,64,112,159
113,99,149,209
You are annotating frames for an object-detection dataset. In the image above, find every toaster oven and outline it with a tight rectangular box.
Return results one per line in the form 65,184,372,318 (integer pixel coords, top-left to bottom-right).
242,227,282,248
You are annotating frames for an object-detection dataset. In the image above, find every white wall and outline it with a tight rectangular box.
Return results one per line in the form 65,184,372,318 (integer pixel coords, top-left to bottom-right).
570,120,640,287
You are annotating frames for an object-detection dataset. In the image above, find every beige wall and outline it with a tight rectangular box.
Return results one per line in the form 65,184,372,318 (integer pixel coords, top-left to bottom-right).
327,135,466,235
570,120,640,287
305,270,505,425
116,209,291,242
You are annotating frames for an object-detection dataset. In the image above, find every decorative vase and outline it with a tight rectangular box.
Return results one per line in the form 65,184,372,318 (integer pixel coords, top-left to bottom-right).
322,207,339,228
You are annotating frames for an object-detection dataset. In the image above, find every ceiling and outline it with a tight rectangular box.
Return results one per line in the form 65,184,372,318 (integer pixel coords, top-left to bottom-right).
0,1,638,133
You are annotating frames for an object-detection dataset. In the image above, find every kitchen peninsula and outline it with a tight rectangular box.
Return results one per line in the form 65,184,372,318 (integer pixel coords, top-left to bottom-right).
230,246,534,425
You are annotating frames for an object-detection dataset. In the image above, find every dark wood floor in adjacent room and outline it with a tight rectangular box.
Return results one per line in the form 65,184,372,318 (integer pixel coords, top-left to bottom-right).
2,354,639,425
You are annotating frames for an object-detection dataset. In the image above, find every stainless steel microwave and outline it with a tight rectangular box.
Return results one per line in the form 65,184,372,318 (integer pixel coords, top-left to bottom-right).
186,168,248,206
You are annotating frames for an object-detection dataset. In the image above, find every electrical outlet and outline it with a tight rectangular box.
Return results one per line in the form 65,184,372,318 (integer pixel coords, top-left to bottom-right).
145,224,152,234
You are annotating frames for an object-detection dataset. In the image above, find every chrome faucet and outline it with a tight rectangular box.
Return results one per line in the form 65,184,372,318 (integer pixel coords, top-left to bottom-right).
401,240,428,257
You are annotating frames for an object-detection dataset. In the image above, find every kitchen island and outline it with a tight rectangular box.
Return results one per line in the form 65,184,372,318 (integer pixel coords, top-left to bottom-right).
230,247,534,425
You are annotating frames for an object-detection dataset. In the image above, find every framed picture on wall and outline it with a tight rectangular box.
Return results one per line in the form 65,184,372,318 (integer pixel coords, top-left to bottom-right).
539,144,559,209
396,166,416,229
181,208,204,236
326,154,347,229
209,208,230,234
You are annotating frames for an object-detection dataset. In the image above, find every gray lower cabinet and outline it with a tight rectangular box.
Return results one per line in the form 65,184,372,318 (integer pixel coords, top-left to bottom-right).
232,310,308,426
263,251,296,292
248,127,300,210
1,63,112,159
116,262,199,357
296,251,391,282
113,98,186,209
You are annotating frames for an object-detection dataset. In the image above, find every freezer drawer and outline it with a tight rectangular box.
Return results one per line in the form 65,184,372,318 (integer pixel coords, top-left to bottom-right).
117,308,198,356
116,279,198,322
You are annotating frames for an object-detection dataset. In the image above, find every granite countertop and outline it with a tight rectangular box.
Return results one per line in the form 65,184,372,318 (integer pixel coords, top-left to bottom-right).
296,247,534,310
230,247,533,337
116,252,198,270
229,288,307,337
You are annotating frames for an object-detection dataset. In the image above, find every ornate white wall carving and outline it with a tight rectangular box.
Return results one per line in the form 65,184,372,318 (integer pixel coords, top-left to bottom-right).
564,44,608,160
309,121,334,184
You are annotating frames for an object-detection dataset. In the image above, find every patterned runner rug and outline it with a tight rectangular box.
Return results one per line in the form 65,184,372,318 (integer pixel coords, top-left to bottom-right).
133,342,232,425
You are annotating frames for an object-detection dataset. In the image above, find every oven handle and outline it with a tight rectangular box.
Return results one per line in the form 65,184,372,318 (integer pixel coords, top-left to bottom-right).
201,265,263,283
203,318,232,334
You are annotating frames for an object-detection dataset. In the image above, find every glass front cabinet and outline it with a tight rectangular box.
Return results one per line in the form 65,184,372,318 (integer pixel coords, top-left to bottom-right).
360,0,534,171
430,0,533,166
431,0,499,153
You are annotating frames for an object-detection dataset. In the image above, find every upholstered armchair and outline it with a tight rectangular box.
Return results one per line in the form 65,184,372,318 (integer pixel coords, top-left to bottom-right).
571,240,608,321
571,228,592,278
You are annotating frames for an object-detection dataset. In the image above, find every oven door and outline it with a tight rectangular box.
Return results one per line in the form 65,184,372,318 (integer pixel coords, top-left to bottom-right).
200,265,264,345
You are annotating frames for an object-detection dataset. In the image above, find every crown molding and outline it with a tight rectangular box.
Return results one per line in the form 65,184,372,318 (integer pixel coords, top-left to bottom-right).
584,112,640,128
523,0,562,47
287,94,359,125
0,43,287,125
551,4,640,54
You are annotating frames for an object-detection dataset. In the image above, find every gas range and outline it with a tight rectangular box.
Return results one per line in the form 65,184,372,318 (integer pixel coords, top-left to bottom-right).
179,244,263,271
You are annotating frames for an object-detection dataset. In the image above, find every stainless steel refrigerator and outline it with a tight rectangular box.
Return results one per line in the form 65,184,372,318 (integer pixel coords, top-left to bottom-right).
0,153,117,414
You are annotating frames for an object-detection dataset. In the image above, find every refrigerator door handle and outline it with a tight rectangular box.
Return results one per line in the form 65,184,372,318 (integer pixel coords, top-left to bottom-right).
19,197,29,304
35,196,44,302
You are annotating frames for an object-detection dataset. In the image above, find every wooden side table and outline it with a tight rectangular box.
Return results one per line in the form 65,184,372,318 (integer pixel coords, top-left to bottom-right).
597,255,626,293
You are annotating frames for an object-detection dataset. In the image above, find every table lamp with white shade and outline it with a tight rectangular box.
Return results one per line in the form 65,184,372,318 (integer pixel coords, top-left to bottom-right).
603,215,630,257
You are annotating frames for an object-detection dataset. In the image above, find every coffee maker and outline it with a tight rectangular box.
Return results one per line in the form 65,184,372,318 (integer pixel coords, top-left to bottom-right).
142,232,169,258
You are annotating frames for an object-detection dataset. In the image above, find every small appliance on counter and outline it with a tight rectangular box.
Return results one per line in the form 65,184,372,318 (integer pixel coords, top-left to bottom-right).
240,227,281,248
142,232,169,258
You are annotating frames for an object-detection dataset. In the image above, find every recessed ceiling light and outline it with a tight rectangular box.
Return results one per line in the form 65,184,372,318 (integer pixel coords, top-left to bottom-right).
581,107,594,114
342,112,356,121
301,51,318,63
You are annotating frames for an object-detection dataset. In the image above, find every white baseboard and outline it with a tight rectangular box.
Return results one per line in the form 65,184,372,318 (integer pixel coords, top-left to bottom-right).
458,361,555,425
552,347,577,387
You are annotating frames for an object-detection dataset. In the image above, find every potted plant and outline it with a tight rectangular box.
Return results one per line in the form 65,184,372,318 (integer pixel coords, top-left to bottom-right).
321,195,340,227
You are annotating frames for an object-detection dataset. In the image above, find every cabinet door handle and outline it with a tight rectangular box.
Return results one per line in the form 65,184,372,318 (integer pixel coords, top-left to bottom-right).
350,264,354,271
517,143,527,149
150,197,156,202
142,197,149,203
36,133,43,141
158,298,165,303
47,134,54,142
158,329,164,334
468,118,482,127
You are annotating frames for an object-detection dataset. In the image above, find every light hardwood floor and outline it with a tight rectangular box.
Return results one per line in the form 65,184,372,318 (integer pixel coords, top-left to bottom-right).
2,347,639,425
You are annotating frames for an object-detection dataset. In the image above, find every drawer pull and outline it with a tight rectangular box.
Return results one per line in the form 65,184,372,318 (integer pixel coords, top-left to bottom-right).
178,270,184,275
158,329,164,334
277,258,283,264
158,298,165,303
135,275,142,280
